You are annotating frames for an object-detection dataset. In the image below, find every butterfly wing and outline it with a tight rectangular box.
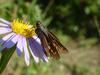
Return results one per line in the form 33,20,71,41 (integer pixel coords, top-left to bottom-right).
35,21,67,59
48,31,68,53
40,30,60,59
35,28,50,56
45,33,60,59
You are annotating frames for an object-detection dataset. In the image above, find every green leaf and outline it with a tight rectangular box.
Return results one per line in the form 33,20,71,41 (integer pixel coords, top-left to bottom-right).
0,45,16,74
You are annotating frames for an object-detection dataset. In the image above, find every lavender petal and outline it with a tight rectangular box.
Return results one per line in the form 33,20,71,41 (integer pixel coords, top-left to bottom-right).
0,27,12,34
22,37,30,66
29,46,39,63
16,35,23,56
0,18,11,25
0,32,15,44
0,23,10,27
29,41,39,63
3,34,19,48
28,36,48,62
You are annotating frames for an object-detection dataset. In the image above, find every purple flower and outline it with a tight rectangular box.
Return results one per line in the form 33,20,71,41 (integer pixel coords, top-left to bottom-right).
0,18,48,66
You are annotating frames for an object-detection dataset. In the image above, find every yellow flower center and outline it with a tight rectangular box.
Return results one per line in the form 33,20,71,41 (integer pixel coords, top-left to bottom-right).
11,19,36,38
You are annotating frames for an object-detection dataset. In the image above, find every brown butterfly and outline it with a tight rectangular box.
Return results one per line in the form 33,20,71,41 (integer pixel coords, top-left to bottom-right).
35,21,68,59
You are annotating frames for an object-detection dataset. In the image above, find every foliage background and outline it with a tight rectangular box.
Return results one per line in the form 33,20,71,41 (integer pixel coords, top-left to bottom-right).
0,0,100,75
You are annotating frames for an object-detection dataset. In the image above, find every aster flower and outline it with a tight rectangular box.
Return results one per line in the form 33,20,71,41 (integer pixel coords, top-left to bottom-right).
0,18,48,66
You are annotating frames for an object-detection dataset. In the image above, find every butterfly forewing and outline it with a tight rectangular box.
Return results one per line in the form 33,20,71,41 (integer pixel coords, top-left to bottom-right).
35,28,50,56
45,33,60,59
48,31,68,53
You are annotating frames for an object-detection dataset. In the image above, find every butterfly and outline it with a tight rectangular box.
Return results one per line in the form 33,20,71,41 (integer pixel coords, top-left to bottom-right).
35,21,68,59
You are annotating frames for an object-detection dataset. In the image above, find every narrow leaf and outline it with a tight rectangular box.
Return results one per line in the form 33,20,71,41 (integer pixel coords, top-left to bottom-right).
0,45,16,74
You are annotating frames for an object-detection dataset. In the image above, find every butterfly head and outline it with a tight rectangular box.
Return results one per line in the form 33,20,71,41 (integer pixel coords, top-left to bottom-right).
36,21,42,28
